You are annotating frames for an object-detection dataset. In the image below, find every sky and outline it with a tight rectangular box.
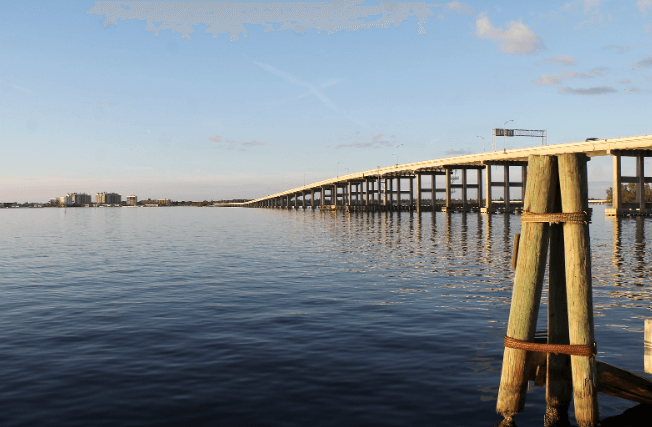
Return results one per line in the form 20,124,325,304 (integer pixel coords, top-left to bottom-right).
2,0,652,202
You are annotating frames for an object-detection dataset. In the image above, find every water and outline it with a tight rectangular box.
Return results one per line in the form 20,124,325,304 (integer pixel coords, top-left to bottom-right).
0,206,650,426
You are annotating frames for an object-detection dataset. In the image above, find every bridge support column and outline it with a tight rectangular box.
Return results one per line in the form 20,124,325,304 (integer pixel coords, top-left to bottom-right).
613,156,621,210
365,180,370,206
504,165,511,212
606,149,652,215
484,165,492,213
409,176,414,210
416,174,422,213
383,178,388,207
431,173,437,211
462,169,467,210
638,155,645,209
347,181,352,206
477,168,483,210
445,168,451,209
397,177,402,211
311,190,314,209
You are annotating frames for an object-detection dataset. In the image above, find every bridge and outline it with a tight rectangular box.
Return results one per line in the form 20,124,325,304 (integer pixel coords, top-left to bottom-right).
233,134,652,216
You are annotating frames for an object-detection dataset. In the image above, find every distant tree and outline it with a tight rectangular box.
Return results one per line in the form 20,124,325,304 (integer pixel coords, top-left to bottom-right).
606,183,652,204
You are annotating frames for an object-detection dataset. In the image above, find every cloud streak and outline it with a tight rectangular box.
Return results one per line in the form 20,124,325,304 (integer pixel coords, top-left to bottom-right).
544,55,576,65
558,86,617,95
445,148,473,155
476,15,545,55
632,55,652,68
254,62,342,111
335,133,395,149
208,134,265,151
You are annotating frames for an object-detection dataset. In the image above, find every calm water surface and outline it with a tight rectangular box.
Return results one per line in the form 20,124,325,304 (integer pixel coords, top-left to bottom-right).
1,206,650,426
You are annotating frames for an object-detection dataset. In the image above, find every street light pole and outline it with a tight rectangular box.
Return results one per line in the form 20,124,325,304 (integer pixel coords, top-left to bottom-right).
393,154,399,166
476,135,485,153
395,144,403,166
503,120,513,153
337,161,342,178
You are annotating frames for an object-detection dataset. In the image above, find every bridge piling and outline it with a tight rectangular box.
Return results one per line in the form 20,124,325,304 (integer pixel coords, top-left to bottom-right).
496,155,557,422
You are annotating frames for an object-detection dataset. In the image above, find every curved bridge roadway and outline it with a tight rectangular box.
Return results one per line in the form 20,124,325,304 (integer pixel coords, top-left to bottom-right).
233,134,652,216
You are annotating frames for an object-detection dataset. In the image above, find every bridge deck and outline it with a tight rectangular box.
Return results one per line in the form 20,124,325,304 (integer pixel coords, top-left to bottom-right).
246,134,652,204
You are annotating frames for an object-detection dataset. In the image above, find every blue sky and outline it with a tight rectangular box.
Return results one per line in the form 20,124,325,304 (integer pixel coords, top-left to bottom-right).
2,0,652,202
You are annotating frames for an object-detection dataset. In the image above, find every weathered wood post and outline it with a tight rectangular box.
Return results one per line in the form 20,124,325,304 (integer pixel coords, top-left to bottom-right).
496,155,557,423
545,178,572,427
558,153,598,427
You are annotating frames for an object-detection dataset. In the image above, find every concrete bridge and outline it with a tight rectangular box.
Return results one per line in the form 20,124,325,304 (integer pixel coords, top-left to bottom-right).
235,134,652,216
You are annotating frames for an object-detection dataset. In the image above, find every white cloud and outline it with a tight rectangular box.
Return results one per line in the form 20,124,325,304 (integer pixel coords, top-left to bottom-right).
575,10,604,29
87,1,442,40
532,67,608,85
558,86,617,95
475,15,545,55
544,55,576,65
619,79,632,84
445,1,474,15
632,55,652,68
562,0,605,29
583,0,601,13
625,86,652,93
637,0,652,17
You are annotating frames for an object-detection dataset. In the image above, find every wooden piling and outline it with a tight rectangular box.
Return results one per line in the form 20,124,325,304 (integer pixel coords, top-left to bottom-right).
558,153,598,427
510,234,520,270
497,155,557,421
545,177,572,427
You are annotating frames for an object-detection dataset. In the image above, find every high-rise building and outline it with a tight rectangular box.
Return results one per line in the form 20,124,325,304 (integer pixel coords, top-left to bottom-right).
127,195,137,206
59,193,91,206
96,192,122,205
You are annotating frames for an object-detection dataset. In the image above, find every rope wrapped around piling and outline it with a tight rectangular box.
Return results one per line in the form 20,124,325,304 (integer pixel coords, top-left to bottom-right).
504,335,597,357
520,211,591,224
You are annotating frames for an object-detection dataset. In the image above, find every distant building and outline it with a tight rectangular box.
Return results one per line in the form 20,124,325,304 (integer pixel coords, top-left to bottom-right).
126,195,137,206
139,198,170,206
59,193,91,206
96,192,122,205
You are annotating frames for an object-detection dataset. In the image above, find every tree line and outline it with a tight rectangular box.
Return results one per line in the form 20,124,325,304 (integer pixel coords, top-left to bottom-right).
605,183,652,203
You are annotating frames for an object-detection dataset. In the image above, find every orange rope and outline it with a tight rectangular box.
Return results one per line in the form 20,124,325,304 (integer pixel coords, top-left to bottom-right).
520,211,591,224
504,335,596,357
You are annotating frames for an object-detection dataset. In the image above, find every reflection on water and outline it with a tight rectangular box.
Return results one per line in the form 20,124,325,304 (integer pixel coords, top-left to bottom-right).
0,206,650,427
